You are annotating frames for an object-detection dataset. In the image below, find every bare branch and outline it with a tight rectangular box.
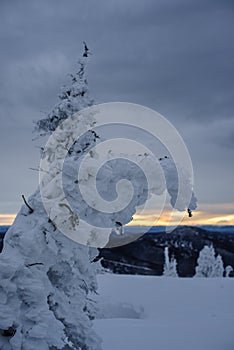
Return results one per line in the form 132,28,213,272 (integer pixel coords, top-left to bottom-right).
22,195,34,214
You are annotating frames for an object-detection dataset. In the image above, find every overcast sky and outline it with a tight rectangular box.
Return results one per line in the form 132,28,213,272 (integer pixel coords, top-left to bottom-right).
0,0,233,223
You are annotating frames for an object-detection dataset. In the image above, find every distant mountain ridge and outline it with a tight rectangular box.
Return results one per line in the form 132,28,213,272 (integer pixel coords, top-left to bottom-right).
98,225,234,277
1,225,234,277
0,226,10,233
126,225,234,234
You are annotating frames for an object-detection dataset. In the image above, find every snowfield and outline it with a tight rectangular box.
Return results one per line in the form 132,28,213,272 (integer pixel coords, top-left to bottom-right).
94,274,234,350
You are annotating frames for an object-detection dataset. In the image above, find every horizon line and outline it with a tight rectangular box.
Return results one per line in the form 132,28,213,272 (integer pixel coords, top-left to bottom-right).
1,213,234,227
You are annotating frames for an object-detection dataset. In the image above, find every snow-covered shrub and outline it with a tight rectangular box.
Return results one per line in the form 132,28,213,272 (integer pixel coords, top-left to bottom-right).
225,265,233,277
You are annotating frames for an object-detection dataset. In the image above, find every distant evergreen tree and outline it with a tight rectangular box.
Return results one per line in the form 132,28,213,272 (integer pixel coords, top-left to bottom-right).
195,245,224,277
195,245,216,277
163,247,178,277
212,254,224,277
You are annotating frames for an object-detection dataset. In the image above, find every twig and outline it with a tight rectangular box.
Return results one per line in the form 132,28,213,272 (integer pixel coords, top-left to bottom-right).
26,263,44,267
22,195,34,213
29,167,40,172
48,218,56,231
187,208,192,218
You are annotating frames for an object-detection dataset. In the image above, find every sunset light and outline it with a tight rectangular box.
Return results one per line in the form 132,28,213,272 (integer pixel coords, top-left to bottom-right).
1,203,233,227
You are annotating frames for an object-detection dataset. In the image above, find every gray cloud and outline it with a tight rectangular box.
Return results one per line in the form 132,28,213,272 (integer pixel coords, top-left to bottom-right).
0,0,234,215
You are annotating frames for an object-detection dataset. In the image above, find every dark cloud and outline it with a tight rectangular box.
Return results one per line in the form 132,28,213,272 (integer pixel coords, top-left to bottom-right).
0,0,234,214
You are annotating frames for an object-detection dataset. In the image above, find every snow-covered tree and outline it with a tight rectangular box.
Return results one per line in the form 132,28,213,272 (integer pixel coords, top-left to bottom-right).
35,49,94,136
225,265,233,277
0,43,197,349
195,245,224,278
163,247,178,277
212,254,224,277
195,245,216,277
0,45,102,350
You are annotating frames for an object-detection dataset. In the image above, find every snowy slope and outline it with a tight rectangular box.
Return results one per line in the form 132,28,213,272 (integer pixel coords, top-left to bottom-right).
94,274,234,350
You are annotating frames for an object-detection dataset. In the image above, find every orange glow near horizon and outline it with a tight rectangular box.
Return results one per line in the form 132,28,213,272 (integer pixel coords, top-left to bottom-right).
128,211,234,226
0,214,16,226
128,203,234,226
1,203,234,227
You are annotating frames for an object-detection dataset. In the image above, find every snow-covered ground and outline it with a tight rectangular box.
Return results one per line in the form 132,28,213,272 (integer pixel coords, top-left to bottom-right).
93,274,234,350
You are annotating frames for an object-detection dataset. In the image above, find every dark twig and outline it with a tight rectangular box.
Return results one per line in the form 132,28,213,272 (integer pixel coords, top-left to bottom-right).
22,195,34,213
187,208,193,218
83,41,91,57
48,218,56,231
26,263,44,267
